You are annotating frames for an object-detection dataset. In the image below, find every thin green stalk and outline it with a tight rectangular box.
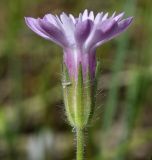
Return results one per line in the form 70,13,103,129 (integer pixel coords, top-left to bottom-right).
76,128,84,160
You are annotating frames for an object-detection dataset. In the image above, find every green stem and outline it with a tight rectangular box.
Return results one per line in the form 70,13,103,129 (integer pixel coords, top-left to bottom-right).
76,128,84,160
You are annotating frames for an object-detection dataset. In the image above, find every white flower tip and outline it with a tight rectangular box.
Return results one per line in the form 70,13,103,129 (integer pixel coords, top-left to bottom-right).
84,9,88,14
82,9,88,21
128,16,134,23
89,11,94,20
24,17,31,21
112,11,116,17
24,17,34,25
102,12,109,21
69,14,76,23
114,12,125,21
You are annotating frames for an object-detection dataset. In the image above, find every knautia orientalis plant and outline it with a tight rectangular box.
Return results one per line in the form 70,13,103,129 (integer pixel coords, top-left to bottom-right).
25,9,133,160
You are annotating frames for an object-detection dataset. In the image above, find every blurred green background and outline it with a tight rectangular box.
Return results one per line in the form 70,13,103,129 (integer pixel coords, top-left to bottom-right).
0,0,152,159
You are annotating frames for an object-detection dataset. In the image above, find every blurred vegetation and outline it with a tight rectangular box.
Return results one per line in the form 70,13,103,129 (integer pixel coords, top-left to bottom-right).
0,0,152,160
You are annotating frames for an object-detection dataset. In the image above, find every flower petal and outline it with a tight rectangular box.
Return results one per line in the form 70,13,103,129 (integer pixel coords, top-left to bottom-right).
60,13,75,45
114,12,125,21
82,9,88,21
102,12,109,21
25,17,68,47
25,11,133,53
111,12,116,18
75,19,93,47
25,17,51,40
117,17,133,30
89,11,94,20
84,19,117,50
38,18,69,47
43,14,59,28
69,14,76,24
95,17,133,47
99,19,117,33
94,12,103,24
78,13,82,22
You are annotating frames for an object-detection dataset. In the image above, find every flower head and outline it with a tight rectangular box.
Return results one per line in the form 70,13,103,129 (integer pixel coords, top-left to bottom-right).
25,10,133,128
25,10,133,81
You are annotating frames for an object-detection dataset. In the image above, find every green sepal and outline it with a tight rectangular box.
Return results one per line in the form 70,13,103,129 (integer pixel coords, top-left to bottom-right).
89,61,101,122
62,63,75,126
74,63,84,128
95,61,101,80
83,67,92,126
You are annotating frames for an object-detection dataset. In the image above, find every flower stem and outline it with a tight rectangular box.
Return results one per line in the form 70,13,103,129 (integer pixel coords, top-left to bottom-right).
76,128,84,160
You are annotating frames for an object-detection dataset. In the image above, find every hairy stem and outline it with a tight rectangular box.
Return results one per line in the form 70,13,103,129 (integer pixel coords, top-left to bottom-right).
76,128,84,160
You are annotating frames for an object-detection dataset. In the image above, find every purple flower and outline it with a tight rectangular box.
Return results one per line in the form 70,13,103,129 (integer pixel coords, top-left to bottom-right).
25,10,133,81
25,10,133,128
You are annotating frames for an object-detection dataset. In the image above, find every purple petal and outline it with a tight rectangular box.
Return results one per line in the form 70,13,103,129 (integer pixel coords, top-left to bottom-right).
60,13,75,45
75,19,93,47
43,14,59,28
95,17,133,48
38,19,69,47
60,12,75,30
25,17,51,40
117,17,133,30
84,19,117,50
99,19,117,33
114,12,125,21
64,48,96,80
25,17,68,47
